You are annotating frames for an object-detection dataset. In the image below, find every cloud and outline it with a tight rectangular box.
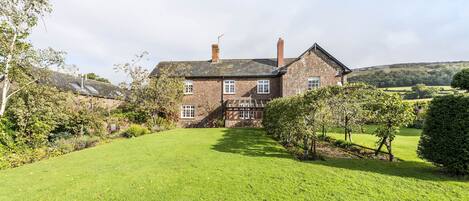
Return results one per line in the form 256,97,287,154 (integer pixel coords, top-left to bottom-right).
29,0,469,84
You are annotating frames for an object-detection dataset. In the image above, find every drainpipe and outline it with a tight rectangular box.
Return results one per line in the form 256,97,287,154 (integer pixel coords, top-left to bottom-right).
220,77,224,120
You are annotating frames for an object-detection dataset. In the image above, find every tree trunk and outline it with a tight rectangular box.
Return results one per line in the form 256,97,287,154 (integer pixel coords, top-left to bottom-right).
344,115,349,141
303,136,309,159
375,136,387,156
386,140,394,162
0,78,10,116
311,137,317,160
0,33,18,117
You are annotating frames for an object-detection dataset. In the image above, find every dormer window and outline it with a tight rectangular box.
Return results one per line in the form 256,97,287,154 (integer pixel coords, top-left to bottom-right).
184,80,193,94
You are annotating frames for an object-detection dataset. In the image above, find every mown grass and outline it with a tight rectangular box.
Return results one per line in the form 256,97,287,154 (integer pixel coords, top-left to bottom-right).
1,128,468,200
328,126,422,161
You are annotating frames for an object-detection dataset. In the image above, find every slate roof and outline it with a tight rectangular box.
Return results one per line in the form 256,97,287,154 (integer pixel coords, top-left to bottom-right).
151,43,352,78
39,70,124,99
151,58,297,78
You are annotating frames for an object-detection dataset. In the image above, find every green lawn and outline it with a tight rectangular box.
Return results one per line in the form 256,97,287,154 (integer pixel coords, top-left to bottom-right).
328,126,423,161
1,128,468,200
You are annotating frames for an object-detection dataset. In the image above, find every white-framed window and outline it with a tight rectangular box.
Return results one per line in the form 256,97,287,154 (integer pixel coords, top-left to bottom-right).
224,80,235,94
181,105,195,118
184,80,193,94
308,77,321,90
239,102,254,120
257,80,270,94
239,110,254,120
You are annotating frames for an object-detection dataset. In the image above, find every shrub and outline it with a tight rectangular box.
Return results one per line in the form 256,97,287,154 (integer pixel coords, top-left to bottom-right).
418,95,469,175
122,124,150,138
52,135,101,154
334,139,353,149
146,117,175,132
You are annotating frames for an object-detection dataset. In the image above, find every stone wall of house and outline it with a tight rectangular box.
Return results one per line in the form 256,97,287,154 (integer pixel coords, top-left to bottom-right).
281,49,345,97
179,77,280,127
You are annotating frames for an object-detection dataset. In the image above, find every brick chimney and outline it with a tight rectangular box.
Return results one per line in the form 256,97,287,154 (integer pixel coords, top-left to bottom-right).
211,44,220,63
277,38,284,67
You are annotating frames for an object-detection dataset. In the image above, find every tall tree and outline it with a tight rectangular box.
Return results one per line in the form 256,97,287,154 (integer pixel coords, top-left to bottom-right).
0,0,64,116
115,52,183,124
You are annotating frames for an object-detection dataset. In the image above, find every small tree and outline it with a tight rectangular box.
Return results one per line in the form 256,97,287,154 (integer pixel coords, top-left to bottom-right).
331,83,376,142
115,52,183,126
371,93,414,161
451,69,469,91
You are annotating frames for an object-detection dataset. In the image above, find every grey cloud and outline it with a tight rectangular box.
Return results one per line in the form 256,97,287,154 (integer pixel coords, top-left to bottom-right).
30,0,469,84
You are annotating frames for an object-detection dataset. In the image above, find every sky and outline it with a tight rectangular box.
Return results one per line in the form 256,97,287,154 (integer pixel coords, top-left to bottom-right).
30,0,469,84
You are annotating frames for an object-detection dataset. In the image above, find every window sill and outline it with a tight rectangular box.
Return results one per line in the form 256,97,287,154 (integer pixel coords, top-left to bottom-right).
183,93,193,95
223,93,236,95
257,92,270,95
180,117,195,119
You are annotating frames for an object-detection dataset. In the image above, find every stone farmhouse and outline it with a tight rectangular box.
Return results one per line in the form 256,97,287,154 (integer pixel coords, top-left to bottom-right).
151,38,352,127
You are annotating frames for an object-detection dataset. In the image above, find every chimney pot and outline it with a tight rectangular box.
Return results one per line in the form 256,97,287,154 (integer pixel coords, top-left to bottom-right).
211,44,220,63
277,38,284,67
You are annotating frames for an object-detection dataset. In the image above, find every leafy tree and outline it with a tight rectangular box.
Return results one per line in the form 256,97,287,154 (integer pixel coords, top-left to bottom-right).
331,83,376,142
115,52,183,125
418,95,469,175
451,69,469,91
371,93,414,161
5,84,68,148
85,73,110,83
0,0,65,116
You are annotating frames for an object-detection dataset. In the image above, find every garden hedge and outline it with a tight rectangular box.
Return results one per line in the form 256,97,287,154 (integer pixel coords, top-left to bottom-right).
418,95,469,175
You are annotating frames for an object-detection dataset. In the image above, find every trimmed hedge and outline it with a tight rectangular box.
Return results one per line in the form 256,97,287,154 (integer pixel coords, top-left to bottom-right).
418,95,469,175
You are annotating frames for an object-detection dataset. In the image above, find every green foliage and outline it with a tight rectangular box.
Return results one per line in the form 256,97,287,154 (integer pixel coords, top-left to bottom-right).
53,97,107,137
418,95,469,175
451,69,469,91
349,63,468,87
407,100,430,129
85,73,111,83
122,124,150,138
404,84,439,99
52,135,101,154
115,53,183,124
5,84,68,148
334,139,353,149
146,116,176,132
264,83,412,161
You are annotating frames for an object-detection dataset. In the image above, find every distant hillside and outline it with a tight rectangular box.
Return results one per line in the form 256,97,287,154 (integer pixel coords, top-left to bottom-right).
348,61,469,87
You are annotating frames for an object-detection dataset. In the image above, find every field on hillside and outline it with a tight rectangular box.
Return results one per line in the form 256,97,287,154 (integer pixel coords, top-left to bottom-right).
348,61,469,87
1,128,468,201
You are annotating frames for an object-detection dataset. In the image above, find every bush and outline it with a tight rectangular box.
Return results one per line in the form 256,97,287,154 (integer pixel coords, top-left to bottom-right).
418,95,469,175
334,139,353,149
122,124,150,138
52,135,101,154
146,117,175,132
